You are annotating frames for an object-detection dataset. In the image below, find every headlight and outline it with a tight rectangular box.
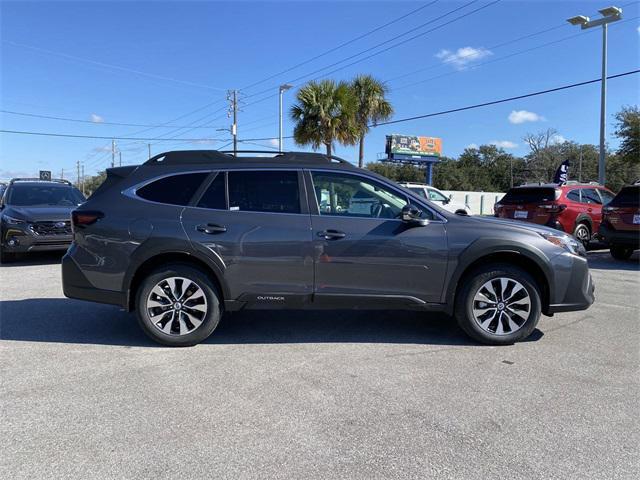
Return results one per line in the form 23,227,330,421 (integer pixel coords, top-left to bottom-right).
539,232,584,256
2,215,27,225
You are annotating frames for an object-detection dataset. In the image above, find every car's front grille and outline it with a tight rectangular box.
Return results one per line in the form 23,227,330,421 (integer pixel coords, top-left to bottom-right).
30,221,72,236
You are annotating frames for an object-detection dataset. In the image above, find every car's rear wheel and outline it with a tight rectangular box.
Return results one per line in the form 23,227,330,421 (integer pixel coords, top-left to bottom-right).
573,223,591,248
136,263,222,346
610,245,634,260
455,264,542,345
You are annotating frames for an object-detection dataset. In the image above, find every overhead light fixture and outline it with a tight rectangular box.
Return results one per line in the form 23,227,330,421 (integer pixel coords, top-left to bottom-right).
567,15,590,26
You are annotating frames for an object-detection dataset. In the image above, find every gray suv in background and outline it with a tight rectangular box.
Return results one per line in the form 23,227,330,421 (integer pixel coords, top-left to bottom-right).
62,151,594,346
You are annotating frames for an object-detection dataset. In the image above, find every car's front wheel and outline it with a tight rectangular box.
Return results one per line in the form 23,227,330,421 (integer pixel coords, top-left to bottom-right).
610,245,634,260
136,263,222,346
455,264,542,345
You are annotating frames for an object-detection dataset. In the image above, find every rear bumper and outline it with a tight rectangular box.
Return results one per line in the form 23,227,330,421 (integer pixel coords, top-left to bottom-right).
598,223,640,248
545,253,595,314
62,250,127,308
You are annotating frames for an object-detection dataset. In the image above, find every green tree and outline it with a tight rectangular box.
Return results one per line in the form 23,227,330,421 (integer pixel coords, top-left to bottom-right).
613,105,640,165
290,80,358,157
366,162,424,182
82,171,106,196
351,75,393,168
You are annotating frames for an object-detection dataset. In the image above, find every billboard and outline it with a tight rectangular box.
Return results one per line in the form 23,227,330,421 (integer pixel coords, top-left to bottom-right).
386,135,442,158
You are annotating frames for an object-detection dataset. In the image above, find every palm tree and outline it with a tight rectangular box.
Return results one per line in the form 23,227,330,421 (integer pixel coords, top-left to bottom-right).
290,80,358,157
351,75,393,168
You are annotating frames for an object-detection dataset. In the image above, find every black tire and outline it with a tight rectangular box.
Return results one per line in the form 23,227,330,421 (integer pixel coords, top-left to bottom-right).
136,263,222,347
610,245,634,261
573,222,591,248
455,264,542,345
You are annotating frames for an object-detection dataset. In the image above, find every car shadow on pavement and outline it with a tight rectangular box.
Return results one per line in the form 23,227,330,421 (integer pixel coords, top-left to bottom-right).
587,250,639,271
0,251,65,267
0,298,544,348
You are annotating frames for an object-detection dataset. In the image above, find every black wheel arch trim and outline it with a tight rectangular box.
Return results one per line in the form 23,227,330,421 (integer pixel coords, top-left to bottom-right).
574,214,593,231
443,239,554,312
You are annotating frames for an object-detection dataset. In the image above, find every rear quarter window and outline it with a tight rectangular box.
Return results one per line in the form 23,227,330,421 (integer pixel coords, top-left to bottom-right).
136,173,207,206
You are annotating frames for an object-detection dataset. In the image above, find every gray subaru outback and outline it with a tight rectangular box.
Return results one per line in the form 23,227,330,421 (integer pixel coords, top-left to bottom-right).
62,150,594,346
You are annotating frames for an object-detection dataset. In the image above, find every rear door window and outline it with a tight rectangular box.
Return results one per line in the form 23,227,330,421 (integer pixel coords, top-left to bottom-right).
228,171,300,214
137,173,208,206
581,188,602,205
197,172,226,210
501,187,557,204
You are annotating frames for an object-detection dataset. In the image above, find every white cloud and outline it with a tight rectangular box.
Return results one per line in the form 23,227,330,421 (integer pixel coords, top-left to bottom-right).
490,140,518,149
466,143,479,149
637,26,640,34
508,110,545,124
551,134,567,144
268,138,279,148
436,46,492,69
90,113,104,123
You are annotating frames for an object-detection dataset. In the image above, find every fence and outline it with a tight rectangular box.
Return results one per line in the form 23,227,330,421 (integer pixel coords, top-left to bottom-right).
440,190,505,216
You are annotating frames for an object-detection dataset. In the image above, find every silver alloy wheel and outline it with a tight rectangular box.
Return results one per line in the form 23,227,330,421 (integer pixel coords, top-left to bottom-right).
146,276,208,336
574,224,590,245
472,277,531,336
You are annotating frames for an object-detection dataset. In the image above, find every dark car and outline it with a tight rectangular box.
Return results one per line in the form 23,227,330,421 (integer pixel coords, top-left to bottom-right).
0,178,85,262
62,150,594,347
494,182,615,247
0,183,6,199
598,183,640,260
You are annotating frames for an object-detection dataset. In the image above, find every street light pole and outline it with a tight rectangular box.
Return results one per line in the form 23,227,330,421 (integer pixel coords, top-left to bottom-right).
279,84,293,152
567,6,622,186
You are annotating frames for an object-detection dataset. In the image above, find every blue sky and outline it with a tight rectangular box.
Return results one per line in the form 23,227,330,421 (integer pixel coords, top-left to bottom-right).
1,0,639,181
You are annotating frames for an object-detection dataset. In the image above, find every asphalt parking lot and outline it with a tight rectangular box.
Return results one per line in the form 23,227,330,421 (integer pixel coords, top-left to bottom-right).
1,251,638,480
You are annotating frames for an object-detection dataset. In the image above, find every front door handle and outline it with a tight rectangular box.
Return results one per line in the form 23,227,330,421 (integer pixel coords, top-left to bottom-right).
318,229,346,240
196,223,227,234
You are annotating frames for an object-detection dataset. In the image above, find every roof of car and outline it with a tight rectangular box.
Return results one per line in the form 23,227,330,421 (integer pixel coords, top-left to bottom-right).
8,178,73,186
514,181,604,189
143,150,358,169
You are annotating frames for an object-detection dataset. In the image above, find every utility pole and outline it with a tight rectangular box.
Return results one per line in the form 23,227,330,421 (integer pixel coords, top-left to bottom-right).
119,151,122,167
567,6,622,186
278,84,293,152
227,90,238,156
111,139,116,168
61,168,64,180
148,143,151,160
76,160,80,189
81,164,85,195
578,145,583,182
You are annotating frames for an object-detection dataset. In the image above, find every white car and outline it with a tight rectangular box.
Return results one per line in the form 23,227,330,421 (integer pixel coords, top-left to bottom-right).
399,182,471,215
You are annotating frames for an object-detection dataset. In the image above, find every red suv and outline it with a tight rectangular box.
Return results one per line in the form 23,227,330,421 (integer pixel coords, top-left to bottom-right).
598,183,640,260
494,182,615,246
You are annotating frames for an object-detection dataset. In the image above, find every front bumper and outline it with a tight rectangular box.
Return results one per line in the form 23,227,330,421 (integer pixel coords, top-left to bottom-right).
2,225,72,253
545,253,595,314
598,223,640,248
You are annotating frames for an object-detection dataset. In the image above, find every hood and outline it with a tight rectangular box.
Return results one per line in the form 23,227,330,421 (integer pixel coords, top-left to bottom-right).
3,206,75,222
466,215,569,237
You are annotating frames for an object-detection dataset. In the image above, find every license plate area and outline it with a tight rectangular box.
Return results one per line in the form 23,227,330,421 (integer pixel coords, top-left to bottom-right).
633,214,640,224
514,210,528,219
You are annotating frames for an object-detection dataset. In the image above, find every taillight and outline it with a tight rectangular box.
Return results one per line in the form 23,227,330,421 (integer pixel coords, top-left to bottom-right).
602,206,616,214
538,203,566,213
494,203,503,216
71,210,104,229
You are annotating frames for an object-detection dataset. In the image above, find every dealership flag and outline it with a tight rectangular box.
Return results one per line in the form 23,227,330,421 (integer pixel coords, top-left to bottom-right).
553,159,570,185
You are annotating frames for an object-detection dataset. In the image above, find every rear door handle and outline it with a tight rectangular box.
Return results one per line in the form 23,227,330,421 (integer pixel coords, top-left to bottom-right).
196,223,227,234
318,229,346,240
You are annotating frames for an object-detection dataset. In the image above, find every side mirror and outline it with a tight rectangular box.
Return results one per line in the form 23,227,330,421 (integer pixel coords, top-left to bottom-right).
401,204,429,226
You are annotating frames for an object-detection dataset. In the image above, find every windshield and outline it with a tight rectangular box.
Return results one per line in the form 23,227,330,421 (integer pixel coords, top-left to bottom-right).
6,184,85,207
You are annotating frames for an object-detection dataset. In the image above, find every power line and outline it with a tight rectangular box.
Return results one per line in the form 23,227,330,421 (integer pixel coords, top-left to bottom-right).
2,70,637,143
239,1,440,91
0,109,229,129
375,70,640,127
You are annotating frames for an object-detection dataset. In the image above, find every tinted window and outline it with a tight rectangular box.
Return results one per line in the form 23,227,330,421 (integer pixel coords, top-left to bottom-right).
311,171,424,219
609,186,639,207
197,173,226,209
228,171,300,213
598,189,615,204
137,173,207,206
567,189,581,202
501,187,557,204
7,184,85,207
581,188,602,205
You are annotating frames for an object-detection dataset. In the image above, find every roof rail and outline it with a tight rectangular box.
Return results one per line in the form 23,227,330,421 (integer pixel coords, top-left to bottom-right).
143,149,351,166
9,177,72,185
